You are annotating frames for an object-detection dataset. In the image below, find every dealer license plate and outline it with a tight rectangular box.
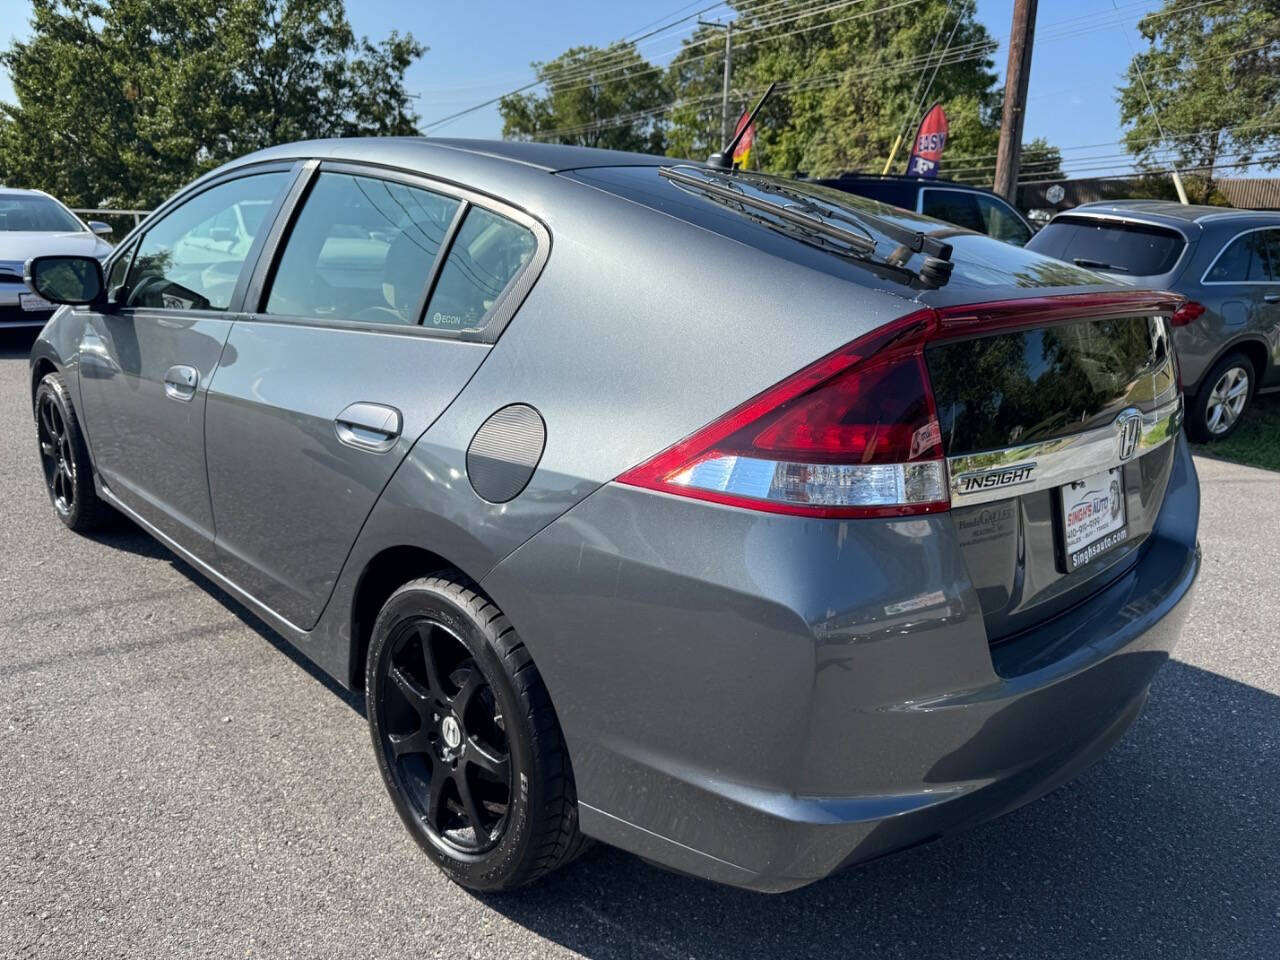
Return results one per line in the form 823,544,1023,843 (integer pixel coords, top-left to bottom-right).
1060,467,1128,572
19,292,54,312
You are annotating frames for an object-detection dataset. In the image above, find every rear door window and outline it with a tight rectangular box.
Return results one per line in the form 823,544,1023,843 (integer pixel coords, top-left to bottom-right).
1205,229,1280,283
126,172,290,310
265,172,461,325
423,207,536,333
920,189,985,232
1026,216,1186,276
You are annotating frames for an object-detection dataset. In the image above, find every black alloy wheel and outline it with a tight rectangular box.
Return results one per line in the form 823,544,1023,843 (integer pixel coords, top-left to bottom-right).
366,574,588,890
377,617,512,855
33,372,112,532
37,389,75,516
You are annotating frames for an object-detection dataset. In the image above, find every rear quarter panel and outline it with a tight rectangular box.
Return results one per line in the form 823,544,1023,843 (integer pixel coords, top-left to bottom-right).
311,173,924,684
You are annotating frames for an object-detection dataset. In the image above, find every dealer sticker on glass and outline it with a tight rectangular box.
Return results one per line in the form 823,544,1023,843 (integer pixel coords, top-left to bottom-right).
1061,467,1127,572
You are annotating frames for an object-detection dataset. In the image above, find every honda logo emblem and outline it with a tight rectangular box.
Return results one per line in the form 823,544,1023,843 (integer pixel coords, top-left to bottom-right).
1116,410,1142,462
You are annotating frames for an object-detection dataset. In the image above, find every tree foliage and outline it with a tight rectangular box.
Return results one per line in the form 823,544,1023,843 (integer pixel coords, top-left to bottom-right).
498,43,669,152
499,0,1061,186
666,0,1004,177
0,0,425,208
1118,0,1280,203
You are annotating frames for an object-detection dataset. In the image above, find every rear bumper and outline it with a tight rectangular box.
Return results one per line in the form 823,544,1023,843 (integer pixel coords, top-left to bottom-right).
482,434,1201,892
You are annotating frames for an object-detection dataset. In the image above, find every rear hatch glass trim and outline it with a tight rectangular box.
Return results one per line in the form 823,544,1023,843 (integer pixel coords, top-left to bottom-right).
946,395,1182,508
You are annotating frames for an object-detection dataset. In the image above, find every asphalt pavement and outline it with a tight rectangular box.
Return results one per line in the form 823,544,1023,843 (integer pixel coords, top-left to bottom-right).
2,328,1278,959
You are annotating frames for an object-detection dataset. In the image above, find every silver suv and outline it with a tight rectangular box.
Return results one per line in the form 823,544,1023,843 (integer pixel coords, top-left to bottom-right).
1028,201,1280,441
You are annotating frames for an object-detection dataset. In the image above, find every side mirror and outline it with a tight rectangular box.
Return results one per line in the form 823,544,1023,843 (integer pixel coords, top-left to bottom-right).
24,255,105,306
88,220,113,237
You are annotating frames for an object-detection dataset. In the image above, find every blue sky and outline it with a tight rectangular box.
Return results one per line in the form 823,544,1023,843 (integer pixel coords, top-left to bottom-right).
0,0,1166,180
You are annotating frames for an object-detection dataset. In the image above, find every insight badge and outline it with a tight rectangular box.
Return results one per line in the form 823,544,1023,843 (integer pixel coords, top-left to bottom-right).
954,461,1037,495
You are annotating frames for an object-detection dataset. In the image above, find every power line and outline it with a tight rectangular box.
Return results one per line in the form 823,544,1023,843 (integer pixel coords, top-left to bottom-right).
421,1,730,131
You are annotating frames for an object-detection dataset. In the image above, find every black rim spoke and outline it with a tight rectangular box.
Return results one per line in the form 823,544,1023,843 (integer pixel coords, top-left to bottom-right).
413,624,449,701
466,737,507,779
454,769,489,839
426,763,450,832
388,664,433,717
40,400,57,440
378,616,512,855
387,727,433,759
451,669,484,718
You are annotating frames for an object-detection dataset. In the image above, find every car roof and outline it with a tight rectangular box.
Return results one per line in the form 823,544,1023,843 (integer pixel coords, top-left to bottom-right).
1066,199,1280,232
0,187,51,198
229,136,671,175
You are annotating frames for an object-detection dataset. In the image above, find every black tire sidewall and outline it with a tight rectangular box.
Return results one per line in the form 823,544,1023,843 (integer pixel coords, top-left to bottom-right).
1190,353,1254,442
34,374,95,529
366,580,537,891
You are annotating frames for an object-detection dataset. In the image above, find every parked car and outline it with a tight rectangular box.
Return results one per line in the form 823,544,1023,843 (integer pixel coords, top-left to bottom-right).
1027,201,1280,441
27,139,1199,894
805,173,1035,246
0,188,113,328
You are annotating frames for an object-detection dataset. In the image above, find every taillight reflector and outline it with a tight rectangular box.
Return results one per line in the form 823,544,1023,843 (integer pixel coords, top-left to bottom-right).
616,310,949,518
1171,301,1205,327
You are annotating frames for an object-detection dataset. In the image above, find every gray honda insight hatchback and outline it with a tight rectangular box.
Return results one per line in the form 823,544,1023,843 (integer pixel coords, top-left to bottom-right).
26,138,1200,893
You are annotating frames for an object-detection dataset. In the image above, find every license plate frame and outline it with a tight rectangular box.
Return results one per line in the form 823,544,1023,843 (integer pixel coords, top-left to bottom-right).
1057,466,1128,573
18,292,54,312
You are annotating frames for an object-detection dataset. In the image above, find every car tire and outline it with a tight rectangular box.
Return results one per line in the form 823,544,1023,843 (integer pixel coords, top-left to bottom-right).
366,573,588,891
1187,351,1255,442
33,372,114,532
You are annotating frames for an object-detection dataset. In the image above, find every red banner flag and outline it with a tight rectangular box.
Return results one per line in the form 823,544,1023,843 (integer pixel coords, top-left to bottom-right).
906,103,949,179
732,109,755,168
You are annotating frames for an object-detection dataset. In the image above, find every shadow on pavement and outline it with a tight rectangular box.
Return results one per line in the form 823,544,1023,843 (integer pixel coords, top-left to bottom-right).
480,661,1278,960
85,519,369,715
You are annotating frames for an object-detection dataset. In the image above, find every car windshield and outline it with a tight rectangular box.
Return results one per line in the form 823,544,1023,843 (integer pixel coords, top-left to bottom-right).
1027,215,1185,276
0,194,84,233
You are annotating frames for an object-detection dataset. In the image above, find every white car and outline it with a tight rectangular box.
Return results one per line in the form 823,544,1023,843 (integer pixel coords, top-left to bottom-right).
0,189,114,328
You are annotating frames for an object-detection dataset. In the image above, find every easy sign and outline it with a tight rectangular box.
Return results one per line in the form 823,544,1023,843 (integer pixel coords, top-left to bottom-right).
906,103,949,179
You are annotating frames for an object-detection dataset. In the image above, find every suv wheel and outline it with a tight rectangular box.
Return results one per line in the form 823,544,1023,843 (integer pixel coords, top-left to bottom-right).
34,372,113,531
366,573,588,890
1187,352,1254,442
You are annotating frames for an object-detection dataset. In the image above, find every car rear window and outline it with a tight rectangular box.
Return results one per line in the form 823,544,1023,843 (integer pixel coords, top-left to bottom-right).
926,314,1175,455
1027,216,1185,276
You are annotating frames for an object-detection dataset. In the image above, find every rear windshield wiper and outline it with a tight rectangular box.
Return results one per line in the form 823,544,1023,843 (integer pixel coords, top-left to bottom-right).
659,164,954,289
1073,257,1129,273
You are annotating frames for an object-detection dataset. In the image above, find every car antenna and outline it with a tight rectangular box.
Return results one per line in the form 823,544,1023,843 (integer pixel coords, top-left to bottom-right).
707,82,776,171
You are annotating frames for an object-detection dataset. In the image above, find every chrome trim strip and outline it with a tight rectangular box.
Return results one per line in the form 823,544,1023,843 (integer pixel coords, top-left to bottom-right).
946,396,1183,508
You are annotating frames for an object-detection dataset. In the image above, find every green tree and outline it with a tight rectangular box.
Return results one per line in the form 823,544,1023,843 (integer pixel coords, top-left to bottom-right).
1118,0,1280,203
499,43,670,152
0,0,425,208
664,0,1006,177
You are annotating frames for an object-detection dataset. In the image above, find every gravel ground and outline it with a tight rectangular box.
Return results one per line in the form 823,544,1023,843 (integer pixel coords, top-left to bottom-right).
2,329,1278,959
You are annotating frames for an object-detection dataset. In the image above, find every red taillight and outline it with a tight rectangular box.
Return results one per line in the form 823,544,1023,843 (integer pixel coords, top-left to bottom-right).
1171,301,1205,327
616,310,950,518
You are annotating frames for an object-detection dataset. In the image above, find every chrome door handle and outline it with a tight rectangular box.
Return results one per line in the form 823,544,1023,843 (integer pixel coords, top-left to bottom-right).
334,402,402,453
1264,293,1280,304
163,364,199,401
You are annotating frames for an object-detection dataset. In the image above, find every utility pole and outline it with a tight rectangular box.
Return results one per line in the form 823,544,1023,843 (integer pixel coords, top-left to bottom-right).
699,19,733,148
993,0,1038,202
